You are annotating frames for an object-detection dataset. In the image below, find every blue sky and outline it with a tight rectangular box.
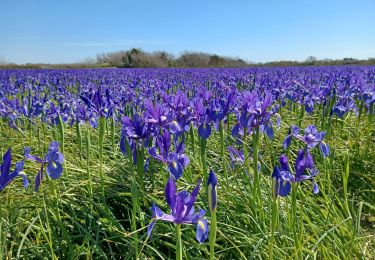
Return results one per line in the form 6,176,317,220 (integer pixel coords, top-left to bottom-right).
1,0,374,64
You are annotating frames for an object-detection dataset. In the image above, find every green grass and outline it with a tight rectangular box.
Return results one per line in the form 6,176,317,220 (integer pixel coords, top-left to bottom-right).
0,106,374,259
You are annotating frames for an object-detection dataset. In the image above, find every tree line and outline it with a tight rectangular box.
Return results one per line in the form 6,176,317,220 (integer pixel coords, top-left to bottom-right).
1,49,375,69
95,48,248,68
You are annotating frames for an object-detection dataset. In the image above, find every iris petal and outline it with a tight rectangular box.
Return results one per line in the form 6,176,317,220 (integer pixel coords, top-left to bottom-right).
320,142,330,158
0,148,12,190
313,181,319,194
184,179,201,217
198,124,212,139
147,219,156,238
282,135,293,149
19,173,29,188
34,169,43,192
196,219,209,243
174,192,186,222
264,122,274,139
278,180,291,197
165,178,176,212
168,160,184,180
46,161,63,179
24,147,44,164
207,170,217,212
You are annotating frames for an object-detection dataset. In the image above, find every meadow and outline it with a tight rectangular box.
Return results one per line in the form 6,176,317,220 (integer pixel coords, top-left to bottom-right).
0,66,374,259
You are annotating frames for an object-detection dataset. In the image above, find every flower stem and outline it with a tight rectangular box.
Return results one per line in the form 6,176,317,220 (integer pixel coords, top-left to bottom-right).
219,120,227,183
243,127,250,175
190,122,195,157
343,152,351,216
176,224,182,260
136,140,145,197
252,127,263,220
131,178,139,258
86,124,93,202
57,114,64,153
98,116,106,202
268,195,278,260
242,128,253,192
209,210,217,260
200,137,207,182
110,115,115,158
75,120,83,161
291,183,300,254
298,105,305,128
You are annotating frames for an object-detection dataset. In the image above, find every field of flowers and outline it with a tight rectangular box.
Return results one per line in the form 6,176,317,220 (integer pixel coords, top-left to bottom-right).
0,66,374,259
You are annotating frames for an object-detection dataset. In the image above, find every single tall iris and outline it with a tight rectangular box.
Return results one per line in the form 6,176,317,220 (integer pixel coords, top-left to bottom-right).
25,141,64,191
272,154,294,197
283,124,330,158
272,152,319,197
148,130,189,180
0,148,29,192
147,178,209,244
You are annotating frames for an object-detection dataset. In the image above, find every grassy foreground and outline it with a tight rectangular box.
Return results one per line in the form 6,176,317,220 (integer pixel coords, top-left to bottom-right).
0,106,374,259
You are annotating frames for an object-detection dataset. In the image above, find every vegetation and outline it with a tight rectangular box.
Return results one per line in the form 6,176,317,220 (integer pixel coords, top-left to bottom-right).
2,49,375,69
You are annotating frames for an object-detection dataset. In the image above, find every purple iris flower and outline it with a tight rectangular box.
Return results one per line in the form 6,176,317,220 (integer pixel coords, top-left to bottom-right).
206,89,236,129
163,91,193,134
80,87,113,118
227,146,244,168
25,141,64,191
259,104,280,139
207,169,218,212
332,96,358,118
0,148,29,192
0,97,23,128
272,155,293,197
283,125,330,158
272,151,319,197
192,99,213,139
282,125,300,149
25,93,46,119
144,99,182,133
198,123,212,139
294,149,316,178
302,125,326,149
76,104,98,128
239,91,273,129
260,120,275,139
363,88,374,108
147,178,209,244
148,130,189,180
121,114,153,141
163,90,190,114
227,146,261,172
120,114,153,172
232,91,274,137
